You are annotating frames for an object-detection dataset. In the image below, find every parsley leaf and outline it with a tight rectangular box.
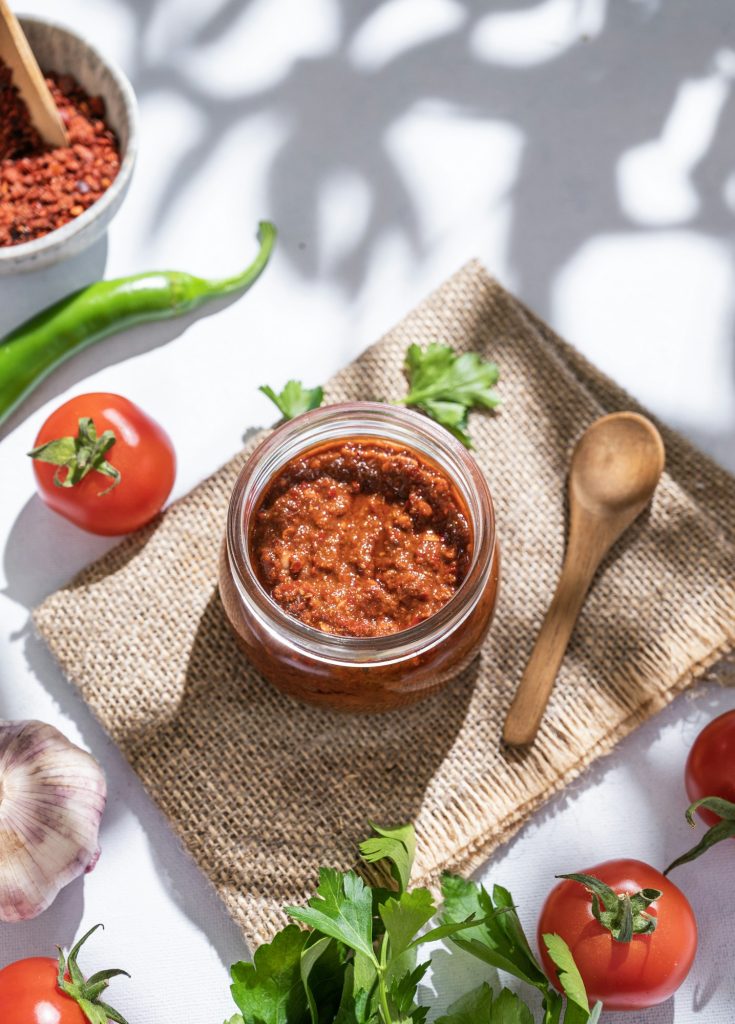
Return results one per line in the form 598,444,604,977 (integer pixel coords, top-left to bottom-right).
286,869,377,964
359,821,417,895
333,965,376,1024
542,935,603,1024
492,988,535,1024
435,982,494,1024
387,963,430,1023
301,935,349,1024
436,984,534,1024
398,343,500,447
379,889,435,957
260,380,325,420
230,924,310,1024
440,874,547,989
441,876,603,1024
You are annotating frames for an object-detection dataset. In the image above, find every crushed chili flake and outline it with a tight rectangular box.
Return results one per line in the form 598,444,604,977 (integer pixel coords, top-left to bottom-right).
0,58,121,247
250,440,472,638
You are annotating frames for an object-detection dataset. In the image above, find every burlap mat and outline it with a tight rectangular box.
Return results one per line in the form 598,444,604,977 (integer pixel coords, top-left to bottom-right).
34,262,735,949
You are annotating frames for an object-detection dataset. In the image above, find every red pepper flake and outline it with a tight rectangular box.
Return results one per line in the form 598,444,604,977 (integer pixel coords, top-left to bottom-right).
0,58,121,247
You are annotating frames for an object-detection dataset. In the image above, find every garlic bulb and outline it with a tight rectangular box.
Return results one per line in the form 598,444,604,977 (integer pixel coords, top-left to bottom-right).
0,720,106,922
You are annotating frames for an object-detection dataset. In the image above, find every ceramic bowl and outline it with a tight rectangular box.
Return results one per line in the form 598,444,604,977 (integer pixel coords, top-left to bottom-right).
0,17,137,274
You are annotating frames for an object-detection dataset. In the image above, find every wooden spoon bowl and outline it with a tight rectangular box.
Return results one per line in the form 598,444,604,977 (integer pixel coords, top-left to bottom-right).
571,413,665,514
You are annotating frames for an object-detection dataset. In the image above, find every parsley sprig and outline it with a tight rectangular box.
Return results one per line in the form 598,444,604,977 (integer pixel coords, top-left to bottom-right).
259,343,500,447
396,343,500,448
259,380,325,420
440,874,601,1024
225,823,601,1024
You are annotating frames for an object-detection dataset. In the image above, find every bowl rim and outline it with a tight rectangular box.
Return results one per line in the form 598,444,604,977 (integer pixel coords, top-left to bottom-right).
0,15,138,264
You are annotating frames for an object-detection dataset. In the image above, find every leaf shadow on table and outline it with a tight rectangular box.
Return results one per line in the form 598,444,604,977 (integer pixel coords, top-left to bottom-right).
120,0,729,490
118,0,734,323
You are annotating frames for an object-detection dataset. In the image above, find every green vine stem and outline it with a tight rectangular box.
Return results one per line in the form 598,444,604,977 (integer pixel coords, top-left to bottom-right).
665,796,735,874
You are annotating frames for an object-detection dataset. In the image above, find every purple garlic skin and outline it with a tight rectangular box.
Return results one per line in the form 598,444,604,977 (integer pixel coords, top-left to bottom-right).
0,720,107,922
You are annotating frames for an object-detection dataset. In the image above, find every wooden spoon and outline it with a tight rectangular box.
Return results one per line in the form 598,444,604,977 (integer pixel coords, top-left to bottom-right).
0,0,68,148
503,411,665,747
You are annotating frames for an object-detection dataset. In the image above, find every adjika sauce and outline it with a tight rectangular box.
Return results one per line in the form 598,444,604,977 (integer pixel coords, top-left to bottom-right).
250,439,471,637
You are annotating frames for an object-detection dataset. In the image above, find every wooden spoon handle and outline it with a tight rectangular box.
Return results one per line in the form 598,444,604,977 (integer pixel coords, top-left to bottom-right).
0,0,68,148
503,561,594,747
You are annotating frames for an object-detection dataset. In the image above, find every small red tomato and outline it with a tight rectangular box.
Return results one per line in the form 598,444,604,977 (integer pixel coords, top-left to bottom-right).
538,859,697,1011
0,925,128,1024
30,393,176,535
685,709,735,826
0,957,83,1024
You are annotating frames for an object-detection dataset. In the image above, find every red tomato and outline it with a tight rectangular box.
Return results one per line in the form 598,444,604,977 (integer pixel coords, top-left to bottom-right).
538,859,697,1010
0,956,84,1024
31,393,176,536
686,709,735,826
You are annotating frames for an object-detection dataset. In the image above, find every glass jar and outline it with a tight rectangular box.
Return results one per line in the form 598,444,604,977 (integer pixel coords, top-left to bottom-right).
219,402,499,712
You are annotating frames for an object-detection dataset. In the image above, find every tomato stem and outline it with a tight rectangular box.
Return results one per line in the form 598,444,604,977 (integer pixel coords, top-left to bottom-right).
557,873,661,943
56,924,130,1024
29,416,121,495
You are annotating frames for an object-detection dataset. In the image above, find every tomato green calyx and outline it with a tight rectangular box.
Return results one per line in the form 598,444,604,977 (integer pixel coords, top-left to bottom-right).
665,795,735,875
29,416,121,495
56,924,130,1024
558,873,662,943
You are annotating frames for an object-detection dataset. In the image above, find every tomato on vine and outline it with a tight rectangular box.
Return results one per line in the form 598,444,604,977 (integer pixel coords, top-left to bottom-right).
0,924,128,1024
538,859,697,1011
685,709,735,824
666,709,735,873
29,393,176,536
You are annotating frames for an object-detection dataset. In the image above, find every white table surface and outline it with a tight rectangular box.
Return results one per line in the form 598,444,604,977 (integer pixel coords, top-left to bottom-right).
1,1,734,1021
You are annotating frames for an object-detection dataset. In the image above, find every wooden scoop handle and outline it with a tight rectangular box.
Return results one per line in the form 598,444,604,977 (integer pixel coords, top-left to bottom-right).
0,0,68,148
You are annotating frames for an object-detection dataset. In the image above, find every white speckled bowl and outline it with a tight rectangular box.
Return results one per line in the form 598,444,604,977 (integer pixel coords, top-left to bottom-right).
0,17,137,274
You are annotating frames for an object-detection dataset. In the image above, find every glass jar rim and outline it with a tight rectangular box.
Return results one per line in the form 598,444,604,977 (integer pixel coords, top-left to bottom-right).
225,402,497,666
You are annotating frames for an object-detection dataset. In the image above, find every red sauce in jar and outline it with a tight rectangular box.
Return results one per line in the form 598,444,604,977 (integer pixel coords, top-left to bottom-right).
250,439,471,637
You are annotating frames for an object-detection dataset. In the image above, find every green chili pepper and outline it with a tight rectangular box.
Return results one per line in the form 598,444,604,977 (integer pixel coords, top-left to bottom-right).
0,220,276,429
